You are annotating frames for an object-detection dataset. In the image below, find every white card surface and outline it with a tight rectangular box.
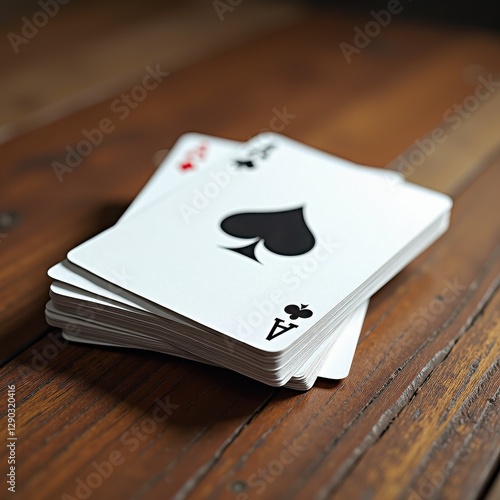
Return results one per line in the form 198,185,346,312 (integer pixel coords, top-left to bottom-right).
67,133,452,354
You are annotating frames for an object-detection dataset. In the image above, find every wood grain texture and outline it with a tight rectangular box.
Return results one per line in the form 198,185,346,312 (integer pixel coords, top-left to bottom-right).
0,0,303,141
387,82,500,196
0,12,499,500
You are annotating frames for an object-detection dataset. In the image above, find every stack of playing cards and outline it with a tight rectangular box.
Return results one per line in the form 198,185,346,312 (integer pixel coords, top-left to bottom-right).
45,133,452,390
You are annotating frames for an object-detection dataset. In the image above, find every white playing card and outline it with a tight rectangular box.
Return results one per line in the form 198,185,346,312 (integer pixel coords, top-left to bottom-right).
66,133,451,386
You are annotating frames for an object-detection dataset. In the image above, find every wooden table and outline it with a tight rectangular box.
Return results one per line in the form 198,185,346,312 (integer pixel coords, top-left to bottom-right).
1,12,499,500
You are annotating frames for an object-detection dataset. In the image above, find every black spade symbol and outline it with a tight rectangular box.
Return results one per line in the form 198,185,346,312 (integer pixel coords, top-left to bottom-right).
220,207,315,262
284,304,313,320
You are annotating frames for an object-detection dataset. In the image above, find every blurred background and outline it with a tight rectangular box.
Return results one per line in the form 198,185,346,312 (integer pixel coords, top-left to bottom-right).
1,0,499,144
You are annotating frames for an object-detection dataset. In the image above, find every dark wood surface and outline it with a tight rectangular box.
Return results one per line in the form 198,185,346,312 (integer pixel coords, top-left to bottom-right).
1,13,500,500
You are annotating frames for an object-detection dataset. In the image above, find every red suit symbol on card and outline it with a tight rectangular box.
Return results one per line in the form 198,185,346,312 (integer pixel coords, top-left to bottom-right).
179,141,208,172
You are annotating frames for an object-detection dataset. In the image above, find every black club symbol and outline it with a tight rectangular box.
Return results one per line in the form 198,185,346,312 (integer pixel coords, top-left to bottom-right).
284,304,313,320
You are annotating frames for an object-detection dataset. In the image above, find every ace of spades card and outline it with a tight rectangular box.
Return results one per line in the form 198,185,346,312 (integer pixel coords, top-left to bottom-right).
67,133,451,362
